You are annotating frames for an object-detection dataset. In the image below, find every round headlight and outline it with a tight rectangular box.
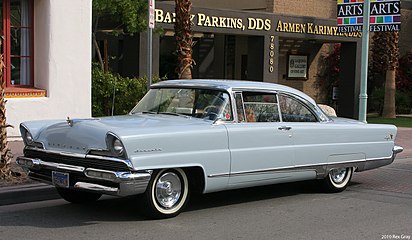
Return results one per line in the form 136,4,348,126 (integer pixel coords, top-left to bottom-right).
24,131,34,145
112,139,124,155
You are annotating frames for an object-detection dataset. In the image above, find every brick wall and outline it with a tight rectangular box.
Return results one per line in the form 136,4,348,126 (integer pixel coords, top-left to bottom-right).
273,0,337,19
266,0,275,12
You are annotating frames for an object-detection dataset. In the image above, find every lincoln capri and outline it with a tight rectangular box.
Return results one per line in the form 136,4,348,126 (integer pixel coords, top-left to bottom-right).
17,80,403,218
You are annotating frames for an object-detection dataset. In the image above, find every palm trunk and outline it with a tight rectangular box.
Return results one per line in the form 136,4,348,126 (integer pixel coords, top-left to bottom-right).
382,69,396,118
175,0,193,79
0,40,13,179
381,32,399,118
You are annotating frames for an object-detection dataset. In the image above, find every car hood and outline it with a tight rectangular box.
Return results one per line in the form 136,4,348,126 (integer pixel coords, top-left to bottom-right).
23,114,211,154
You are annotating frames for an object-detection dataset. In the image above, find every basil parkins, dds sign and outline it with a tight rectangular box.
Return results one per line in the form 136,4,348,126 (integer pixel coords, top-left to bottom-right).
337,0,401,32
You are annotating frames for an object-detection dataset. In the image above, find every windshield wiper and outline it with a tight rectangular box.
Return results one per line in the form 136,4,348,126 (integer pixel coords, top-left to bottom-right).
159,112,190,118
130,111,156,115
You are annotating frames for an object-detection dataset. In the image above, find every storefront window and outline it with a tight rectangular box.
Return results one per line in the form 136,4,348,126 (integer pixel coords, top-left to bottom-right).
1,0,33,87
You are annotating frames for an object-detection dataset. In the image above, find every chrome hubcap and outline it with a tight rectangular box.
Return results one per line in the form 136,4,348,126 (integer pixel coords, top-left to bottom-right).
155,172,182,209
330,168,347,183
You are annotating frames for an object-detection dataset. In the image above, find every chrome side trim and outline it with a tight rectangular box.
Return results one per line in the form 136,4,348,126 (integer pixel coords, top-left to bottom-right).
208,159,365,178
208,155,396,179
208,173,230,178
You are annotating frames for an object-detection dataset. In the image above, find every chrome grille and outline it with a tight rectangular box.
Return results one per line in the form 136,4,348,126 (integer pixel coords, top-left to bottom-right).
24,149,130,172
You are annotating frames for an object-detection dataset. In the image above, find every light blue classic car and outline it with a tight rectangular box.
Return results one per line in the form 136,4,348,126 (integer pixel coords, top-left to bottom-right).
17,80,403,218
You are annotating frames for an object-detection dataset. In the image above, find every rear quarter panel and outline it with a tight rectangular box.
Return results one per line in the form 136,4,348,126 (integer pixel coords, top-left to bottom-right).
291,121,397,167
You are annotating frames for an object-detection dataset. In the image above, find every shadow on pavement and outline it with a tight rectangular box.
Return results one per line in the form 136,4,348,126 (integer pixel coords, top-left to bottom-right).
0,180,327,227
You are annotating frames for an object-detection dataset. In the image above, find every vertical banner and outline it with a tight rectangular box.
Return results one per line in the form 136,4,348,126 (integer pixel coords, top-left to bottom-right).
147,0,155,89
149,0,155,29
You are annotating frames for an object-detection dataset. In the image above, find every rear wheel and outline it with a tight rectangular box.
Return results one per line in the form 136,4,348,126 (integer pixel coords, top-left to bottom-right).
56,188,102,204
142,168,189,219
322,167,353,193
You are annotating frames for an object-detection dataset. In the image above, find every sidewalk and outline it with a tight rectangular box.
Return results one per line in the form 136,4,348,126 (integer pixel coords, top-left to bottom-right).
1,127,411,206
395,127,412,159
1,141,59,205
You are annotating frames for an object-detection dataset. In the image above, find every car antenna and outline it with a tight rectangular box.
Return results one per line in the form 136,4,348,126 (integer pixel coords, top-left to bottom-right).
111,76,116,116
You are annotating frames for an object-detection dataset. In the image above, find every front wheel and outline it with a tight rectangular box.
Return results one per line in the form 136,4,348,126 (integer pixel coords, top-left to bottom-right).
142,168,189,219
322,167,354,193
56,188,102,204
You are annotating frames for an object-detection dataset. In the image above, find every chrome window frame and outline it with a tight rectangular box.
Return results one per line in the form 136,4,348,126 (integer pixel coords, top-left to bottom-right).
277,91,330,123
134,85,236,123
229,88,329,124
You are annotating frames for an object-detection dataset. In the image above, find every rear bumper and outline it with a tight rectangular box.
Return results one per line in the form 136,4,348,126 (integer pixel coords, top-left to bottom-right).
393,145,404,155
17,156,151,197
357,145,404,172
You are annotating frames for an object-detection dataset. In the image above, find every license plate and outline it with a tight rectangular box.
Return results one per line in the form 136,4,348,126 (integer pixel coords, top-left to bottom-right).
52,171,69,188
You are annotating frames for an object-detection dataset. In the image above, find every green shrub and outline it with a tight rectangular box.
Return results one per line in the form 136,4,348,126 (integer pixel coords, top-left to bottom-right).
369,87,385,114
396,91,412,114
92,65,162,117
369,87,412,115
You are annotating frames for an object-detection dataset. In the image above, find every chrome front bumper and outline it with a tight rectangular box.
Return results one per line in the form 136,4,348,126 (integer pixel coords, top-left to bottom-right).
17,156,151,197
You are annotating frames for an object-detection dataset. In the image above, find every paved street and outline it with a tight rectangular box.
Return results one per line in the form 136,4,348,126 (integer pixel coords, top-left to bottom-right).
1,159,411,240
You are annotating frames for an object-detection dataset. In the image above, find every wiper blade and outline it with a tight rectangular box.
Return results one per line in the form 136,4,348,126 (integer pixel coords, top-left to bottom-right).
159,112,190,118
130,111,156,115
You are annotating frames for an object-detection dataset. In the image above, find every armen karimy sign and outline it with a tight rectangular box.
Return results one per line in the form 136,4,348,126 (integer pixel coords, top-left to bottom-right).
337,0,401,32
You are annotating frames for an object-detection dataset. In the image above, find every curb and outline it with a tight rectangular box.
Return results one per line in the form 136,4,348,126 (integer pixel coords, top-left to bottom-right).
0,183,60,206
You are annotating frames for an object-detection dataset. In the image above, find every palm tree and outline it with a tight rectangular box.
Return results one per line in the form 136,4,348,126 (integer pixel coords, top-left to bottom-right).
371,32,399,118
381,32,399,118
174,0,193,79
0,39,13,180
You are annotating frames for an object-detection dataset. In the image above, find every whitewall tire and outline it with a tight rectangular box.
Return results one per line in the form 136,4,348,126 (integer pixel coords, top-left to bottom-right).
322,167,354,193
143,168,189,219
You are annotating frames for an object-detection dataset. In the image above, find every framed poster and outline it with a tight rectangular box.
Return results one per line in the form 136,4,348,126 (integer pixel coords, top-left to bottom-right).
287,55,308,80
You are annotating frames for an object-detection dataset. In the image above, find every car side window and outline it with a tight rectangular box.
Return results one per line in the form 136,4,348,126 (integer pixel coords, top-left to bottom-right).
240,92,280,123
278,94,318,122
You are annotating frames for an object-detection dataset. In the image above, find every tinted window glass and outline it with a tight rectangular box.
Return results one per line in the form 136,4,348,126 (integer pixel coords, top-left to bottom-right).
242,92,280,123
278,95,317,122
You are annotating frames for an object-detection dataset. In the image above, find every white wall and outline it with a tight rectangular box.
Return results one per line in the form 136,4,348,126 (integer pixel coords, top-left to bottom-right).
6,0,92,138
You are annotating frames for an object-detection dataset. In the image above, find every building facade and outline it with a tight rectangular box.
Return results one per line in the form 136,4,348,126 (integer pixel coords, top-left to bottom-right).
2,0,92,138
141,1,364,118
153,0,409,116
98,1,410,120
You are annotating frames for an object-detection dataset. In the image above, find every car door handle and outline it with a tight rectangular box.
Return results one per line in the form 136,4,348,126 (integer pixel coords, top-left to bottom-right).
278,126,292,131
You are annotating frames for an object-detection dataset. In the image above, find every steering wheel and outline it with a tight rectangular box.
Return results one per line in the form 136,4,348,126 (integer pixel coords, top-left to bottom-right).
203,105,219,120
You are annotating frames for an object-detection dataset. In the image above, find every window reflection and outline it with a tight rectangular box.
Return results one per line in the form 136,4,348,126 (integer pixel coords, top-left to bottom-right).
131,88,233,121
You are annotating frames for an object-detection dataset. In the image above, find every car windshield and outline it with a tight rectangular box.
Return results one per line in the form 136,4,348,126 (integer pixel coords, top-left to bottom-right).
130,88,233,121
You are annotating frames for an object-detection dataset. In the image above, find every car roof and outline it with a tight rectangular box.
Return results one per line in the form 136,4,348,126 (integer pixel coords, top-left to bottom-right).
152,79,316,105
